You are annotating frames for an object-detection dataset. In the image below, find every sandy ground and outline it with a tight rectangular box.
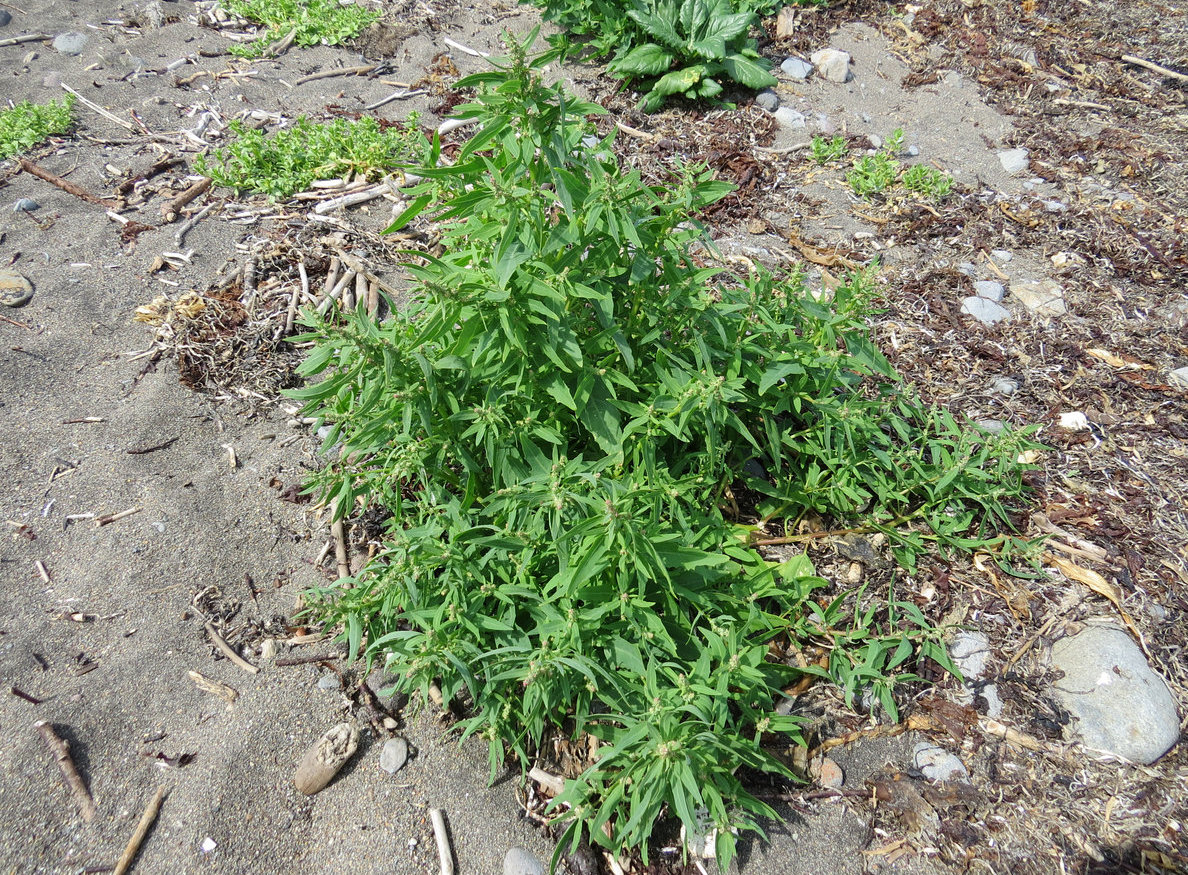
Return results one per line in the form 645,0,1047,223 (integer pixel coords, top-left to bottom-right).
1,1,1185,873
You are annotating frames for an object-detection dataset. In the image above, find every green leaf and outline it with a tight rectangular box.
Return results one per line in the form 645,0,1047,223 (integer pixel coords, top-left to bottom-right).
721,53,776,89
652,65,705,98
611,43,676,77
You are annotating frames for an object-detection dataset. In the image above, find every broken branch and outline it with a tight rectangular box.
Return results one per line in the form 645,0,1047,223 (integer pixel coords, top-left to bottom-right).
18,158,119,209
113,785,168,875
204,622,259,674
160,177,212,223
35,721,96,823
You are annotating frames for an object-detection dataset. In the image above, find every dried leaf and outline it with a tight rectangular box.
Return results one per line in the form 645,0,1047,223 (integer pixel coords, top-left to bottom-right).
1086,348,1154,370
1045,553,1141,643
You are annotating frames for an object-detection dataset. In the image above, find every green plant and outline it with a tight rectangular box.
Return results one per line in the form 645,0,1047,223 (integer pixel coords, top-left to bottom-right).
291,35,1037,870
607,0,776,111
220,0,379,58
0,95,74,160
194,115,425,199
810,133,847,165
902,163,953,199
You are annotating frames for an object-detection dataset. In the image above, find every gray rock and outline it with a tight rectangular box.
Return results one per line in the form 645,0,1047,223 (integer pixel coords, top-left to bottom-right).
997,148,1029,175
991,249,1013,262
780,56,813,79
950,630,991,679
973,280,1005,302
810,48,851,83
974,419,1006,435
1167,367,1188,390
12,198,38,212
754,89,779,112
905,144,920,157
52,32,88,56
379,736,409,774
960,296,1010,325
773,106,806,129
1050,626,1180,764
1044,199,1068,212
989,376,1020,395
0,10,12,27
504,847,544,875
811,112,835,134
1010,279,1065,317
958,262,978,277
913,742,969,782
316,674,340,691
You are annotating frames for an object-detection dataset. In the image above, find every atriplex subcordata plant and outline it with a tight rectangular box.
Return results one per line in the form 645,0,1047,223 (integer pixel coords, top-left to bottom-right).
290,32,1037,870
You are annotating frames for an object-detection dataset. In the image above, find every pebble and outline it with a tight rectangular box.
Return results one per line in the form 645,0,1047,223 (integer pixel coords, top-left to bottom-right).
780,56,813,79
0,11,11,27
913,742,969,782
951,631,991,679
958,262,978,277
379,736,409,774
812,112,835,134
504,847,544,875
810,756,844,788
1010,279,1066,317
755,89,779,112
52,32,88,56
905,144,920,157
991,249,1013,262
997,147,1029,175
989,376,1020,395
316,674,340,691
1058,411,1090,431
1049,626,1180,764
974,419,1006,434
810,48,851,83
973,280,1005,302
960,296,1010,325
259,638,278,661
0,268,35,308
1169,367,1188,390
12,198,38,212
773,106,806,129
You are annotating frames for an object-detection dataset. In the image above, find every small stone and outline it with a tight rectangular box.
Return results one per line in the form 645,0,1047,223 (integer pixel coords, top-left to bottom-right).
1169,367,1188,390
810,48,851,83
960,296,1010,325
1010,279,1066,317
773,106,806,129
754,89,779,112
997,148,1029,175
810,756,844,788
382,716,398,730
868,134,882,150
973,280,1005,302
259,638,278,661
379,736,409,774
316,674,340,691
989,376,1020,395
1044,199,1067,212
294,723,359,795
504,847,545,875
0,10,11,27
780,56,813,79
991,249,1013,262
958,262,978,277
1058,411,1090,431
1050,626,1180,764
812,112,835,134
199,836,217,854
905,144,920,157
0,268,35,308
52,32,88,56
913,742,969,782
950,631,991,679
974,419,1006,434
12,198,38,213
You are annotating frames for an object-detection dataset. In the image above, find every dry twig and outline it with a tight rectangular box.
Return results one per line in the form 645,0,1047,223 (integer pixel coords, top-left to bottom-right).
112,785,168,875
17,158,119,209
204,622,259,674
429,808,455,875
34,721,96,823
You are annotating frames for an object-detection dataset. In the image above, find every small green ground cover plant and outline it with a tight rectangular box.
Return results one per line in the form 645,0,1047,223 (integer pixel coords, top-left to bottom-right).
810,133,847,164
0,95,74,160
848,129,954,201
220,0,379,58
194,115,424,200
291,35,1036,870
532,0,778,110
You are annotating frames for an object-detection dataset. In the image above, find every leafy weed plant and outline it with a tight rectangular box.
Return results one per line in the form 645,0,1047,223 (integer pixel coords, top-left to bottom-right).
194,115,424,199
220,0,379,58
291,34,1037,869
902,163,953,199
0,95,74,160
534,0,777,110
848,129,954,201
810,133,847,165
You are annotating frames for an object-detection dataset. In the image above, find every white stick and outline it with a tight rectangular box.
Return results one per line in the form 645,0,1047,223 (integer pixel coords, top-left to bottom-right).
312,183,392,215
443,36,489,58
429,809,454,875
60,83,136,131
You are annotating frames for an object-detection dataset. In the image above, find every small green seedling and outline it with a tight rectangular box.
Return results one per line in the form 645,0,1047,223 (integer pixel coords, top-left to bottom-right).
810,134,847,164
0,95,75,160
902,164,953,199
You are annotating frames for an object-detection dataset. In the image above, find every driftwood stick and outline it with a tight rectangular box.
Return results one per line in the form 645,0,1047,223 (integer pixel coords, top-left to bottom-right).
0,33,50,47
204,622,259,674
188,670,238,703
18,158,119,208
295,65,376,85
60,83,136,132
429,809,455,875
332,519,350,580
282,262,308,337
34,721,96,823
275,652,343,667
1121,53,1188,83
366,280,379,318
174,201,216,246
161,177,211,222
113,785,168,875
